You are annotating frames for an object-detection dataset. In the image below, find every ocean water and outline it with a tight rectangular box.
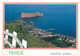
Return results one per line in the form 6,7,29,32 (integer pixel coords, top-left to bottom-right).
5,4,76,38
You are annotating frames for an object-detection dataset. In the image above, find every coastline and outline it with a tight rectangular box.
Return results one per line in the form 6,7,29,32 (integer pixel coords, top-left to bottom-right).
31,21,76,39
5,19,76,48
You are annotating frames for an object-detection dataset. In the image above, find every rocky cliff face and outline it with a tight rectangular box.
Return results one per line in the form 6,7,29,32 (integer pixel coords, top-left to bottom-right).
21,12,43,18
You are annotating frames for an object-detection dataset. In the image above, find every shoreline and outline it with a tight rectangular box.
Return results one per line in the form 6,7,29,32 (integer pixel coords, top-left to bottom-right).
5,19,76,48
31,21,76,39
29,21,76,46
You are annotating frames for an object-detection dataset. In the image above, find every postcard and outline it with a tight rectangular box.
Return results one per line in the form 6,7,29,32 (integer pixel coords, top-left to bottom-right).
0,0,80,56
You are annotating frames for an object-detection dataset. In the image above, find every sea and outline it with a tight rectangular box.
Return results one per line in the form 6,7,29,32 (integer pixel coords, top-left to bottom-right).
5,4,76,38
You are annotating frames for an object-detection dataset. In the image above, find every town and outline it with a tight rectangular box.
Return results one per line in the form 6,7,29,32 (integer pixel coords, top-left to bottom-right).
29,23,76,48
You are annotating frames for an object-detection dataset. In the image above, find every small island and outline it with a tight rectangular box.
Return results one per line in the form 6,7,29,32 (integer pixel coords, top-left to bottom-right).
21,12,43,18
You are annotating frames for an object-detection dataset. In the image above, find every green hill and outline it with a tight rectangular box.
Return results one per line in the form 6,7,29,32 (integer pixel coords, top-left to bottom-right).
5,19,57,48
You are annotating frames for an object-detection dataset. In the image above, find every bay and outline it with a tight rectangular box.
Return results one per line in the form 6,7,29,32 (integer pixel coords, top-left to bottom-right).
5,4,76,37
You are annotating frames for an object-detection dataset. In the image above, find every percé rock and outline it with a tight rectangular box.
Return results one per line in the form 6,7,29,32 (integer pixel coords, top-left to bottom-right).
21,12,43,18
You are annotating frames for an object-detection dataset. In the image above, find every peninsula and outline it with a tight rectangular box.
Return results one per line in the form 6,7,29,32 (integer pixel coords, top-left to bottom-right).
21,12,43,18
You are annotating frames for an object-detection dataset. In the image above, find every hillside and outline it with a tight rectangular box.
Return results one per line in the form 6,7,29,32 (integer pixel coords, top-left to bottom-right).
5,18,57,48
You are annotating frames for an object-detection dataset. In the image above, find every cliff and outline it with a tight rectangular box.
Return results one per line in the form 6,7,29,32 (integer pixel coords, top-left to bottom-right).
21,12,43,18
